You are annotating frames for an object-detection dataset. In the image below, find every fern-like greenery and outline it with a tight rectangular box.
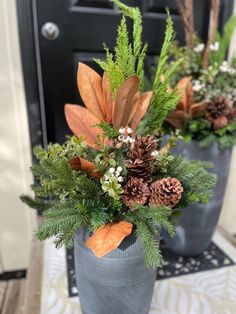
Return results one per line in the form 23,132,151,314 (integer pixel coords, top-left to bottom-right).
143,13,184,134
95,0,147,95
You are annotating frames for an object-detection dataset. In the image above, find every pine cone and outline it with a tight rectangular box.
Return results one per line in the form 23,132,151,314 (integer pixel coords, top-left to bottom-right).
226,107,236,122
206,96,231,122
213,116,228,131
123,177,150,210
149,177,183,208
127,135,157,181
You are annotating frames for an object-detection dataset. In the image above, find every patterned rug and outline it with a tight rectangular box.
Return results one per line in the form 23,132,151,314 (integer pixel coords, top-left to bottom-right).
66,241,234,297
41,231,236,314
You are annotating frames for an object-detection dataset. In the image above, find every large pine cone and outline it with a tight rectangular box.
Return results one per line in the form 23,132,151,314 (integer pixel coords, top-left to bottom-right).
127,135,157,181
226,107,236,122
123,177,150,210
149,177,183,208
213,116,228,131
206,96,231,122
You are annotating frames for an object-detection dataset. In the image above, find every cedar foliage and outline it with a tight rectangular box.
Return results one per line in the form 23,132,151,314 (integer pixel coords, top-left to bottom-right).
95,0,147,95
143,13,184,134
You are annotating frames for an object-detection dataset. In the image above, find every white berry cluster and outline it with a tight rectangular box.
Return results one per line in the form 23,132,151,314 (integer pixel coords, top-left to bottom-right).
103,166,124,183
219,61,236,75
118,127,135,144
194,43,205,53
192,80,205,92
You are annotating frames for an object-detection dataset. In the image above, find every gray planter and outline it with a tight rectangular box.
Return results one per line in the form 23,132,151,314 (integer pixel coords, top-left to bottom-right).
74,228,157,314
164,140,232,256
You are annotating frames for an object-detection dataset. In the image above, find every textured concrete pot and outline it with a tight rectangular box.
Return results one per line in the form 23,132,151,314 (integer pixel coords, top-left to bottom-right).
74,228,157,314
164,139,232,256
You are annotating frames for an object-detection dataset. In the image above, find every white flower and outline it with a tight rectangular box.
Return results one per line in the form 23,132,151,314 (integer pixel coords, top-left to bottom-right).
210,42,219,51
119,127,125,134
117,166,123,172
117,176,124,182
109,168,115,174
127,127,132,134
219,61,236,75
194,43,205,53
192,80,205,92
129,137,135,144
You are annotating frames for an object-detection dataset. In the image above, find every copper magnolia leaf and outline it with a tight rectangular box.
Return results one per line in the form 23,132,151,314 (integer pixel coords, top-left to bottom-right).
166,111,186,129
176,77,192,108
68,157,102,178
86,221,133,258
102,72,114,123
77,63,105,121
131,91,153,132
113,76,140,129
191,102,207,118
64,104,103,149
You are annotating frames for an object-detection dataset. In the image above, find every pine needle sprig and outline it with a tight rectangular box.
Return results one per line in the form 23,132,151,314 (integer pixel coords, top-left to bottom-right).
136,222,162,269
125,204,175,268
19,194,53,211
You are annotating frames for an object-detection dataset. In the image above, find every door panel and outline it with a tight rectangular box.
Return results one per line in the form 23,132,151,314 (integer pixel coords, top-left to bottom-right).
34,0,233,144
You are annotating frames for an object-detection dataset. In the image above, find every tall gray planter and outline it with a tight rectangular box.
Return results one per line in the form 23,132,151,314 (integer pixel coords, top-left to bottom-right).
74,228,157,314
164,140,232,256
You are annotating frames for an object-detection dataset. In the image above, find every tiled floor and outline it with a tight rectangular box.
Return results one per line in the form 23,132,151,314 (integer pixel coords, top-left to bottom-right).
41,231,236,314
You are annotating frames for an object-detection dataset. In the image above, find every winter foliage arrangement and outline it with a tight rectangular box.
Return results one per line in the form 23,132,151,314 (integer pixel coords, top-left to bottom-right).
162,0,236,147
20,0,216,268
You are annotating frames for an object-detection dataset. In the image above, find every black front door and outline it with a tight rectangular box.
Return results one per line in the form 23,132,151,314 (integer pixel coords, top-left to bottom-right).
24,0,234,144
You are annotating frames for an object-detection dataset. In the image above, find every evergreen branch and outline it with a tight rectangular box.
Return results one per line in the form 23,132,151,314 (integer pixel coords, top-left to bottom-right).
153,12,175,90
20,194,52,211
95,0,146,95
162,155,217,205
136,222,162,269
143,13,183,133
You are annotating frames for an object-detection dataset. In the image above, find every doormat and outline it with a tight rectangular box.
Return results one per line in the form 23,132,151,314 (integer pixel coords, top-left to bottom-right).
66,241,235,298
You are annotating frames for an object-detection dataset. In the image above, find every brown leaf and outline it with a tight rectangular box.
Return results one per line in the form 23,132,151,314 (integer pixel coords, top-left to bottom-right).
166,111,186,129
68,157,102,178
190,102,207,118
77,63,105,121
102,72,114,123
64,104,104,149
131,91,153,132
113,76,140,129
86,221,133,258
176,77,192,109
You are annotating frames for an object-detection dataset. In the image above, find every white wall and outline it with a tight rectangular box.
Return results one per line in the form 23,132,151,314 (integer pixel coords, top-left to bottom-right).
0,0,37,272
219,0,236,233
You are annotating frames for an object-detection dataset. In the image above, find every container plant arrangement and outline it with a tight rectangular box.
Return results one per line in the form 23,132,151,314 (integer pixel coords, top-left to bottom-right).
160,0,236,255
20,1,216,313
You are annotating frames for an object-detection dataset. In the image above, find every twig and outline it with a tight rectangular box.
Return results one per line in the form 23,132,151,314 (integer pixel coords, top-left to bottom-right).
175,0,194,48
203,0,220,68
